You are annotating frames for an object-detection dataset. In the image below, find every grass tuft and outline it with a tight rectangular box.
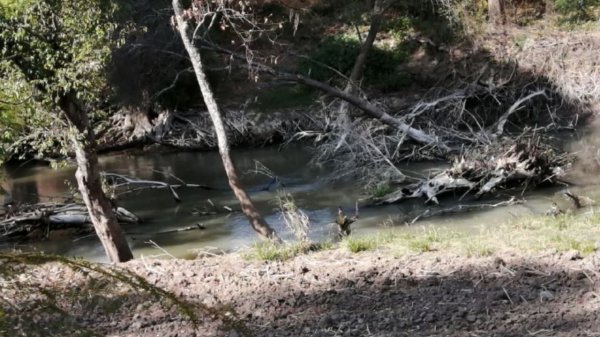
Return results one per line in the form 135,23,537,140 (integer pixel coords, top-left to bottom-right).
464,241,494,257
344,236,379,253
247,241,333,261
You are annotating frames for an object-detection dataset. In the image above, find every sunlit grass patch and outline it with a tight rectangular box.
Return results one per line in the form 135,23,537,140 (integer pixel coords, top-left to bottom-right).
342,229,399,253
510,213,574,231
463,241,494,257
246,241,334,261
344,236,378,253
548,234,597,255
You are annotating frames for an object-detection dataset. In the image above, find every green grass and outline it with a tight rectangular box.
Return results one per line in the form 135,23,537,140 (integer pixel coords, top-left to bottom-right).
244,211,600,261
370,184,394,198
246,241,334,261
344,236,379,253
464,241,494,258
548,234,597,255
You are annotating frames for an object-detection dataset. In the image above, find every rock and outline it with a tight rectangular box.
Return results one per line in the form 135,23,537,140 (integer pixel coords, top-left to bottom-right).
540,290,555,302
466,314,477,323
131,321,143,330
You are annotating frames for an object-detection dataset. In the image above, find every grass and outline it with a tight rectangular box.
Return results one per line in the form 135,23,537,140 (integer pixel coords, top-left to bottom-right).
464,241,494,258
245,211,600,262
370,184,394,198
549,234,597,255
246,241,334,261
344,236,379,253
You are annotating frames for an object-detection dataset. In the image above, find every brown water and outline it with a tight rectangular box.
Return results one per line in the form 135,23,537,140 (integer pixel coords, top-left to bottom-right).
1,137,595,263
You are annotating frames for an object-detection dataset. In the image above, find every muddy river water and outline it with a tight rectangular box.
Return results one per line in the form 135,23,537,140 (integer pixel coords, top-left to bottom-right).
1,131,598,263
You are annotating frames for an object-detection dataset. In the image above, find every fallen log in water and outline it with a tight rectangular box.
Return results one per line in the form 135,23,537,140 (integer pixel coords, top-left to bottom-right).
0,202,140,241
376,138,570,205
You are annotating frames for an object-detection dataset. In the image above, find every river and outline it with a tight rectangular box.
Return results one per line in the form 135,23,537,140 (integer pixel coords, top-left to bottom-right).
1,134,596,263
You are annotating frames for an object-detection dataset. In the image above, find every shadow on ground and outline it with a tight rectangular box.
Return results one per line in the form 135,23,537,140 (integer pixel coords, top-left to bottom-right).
4,250,596,337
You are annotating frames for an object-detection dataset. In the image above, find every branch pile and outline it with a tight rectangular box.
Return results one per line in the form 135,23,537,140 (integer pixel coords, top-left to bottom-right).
0,203,140,241
97,108,315,152
376,137,570,205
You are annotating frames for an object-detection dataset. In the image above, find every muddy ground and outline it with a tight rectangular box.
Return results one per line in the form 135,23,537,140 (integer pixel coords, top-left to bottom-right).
2,246,600,337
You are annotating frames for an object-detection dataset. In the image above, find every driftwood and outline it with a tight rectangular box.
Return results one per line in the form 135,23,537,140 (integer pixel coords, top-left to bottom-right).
376,138,569,205
0,203,140,241
408,197,523,224
106,172,281,203
157,223,206,234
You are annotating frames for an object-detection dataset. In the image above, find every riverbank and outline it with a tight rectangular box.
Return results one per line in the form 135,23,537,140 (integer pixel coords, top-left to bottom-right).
2,210,600,337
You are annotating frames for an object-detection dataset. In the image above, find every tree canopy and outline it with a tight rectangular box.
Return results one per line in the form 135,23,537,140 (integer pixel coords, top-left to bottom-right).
0,0,134,162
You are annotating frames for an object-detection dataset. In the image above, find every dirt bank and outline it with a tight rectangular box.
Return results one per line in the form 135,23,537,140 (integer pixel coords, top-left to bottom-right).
2,246,600,337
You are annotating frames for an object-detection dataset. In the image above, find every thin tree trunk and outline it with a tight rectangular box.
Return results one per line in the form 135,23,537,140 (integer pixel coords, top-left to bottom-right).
59,94,133,263
172,0,279,241
338,0,384,119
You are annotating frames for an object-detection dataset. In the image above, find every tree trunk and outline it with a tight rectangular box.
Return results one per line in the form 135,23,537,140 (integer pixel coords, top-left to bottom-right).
59,94,134,263
488,0,506,24
172,0,279,241
335,0,384,148
338,0,384,118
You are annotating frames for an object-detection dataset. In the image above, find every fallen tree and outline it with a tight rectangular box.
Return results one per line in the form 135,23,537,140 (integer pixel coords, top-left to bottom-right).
0,202,140,241
374,136,570,205
198,41,451,153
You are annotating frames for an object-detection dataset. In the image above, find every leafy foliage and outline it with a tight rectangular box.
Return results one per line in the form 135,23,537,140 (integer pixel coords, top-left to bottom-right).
0,0,134,161
554,0,600,22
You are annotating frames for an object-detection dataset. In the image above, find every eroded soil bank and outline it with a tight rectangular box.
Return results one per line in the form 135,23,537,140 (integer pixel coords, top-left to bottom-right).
3,246,600,337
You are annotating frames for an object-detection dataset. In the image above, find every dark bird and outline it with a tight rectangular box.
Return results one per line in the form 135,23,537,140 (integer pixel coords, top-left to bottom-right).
336,203,359,237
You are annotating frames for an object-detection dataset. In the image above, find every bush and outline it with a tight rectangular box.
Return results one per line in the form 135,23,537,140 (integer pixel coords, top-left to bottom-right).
554,0,600,22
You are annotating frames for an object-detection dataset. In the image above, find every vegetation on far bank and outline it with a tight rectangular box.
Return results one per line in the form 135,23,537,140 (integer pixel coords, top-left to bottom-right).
1,0,599,165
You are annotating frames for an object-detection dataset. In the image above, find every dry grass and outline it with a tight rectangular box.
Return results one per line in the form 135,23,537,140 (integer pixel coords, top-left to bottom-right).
278,191,311,243
511,31,600,106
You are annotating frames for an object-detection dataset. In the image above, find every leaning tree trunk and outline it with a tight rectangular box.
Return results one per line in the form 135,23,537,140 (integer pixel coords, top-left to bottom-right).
336,0,384,148
338,0,384,119
172,0,279,241
59,94,134,263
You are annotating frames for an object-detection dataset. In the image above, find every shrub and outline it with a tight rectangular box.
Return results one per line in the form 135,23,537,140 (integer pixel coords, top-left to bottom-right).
554,0,600,22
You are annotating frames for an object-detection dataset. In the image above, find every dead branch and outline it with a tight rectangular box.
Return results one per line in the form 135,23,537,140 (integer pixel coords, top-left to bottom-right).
492,90,547,138
103,173,182,203
0,202,140,241
199,41,451,153
409,197,523,224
